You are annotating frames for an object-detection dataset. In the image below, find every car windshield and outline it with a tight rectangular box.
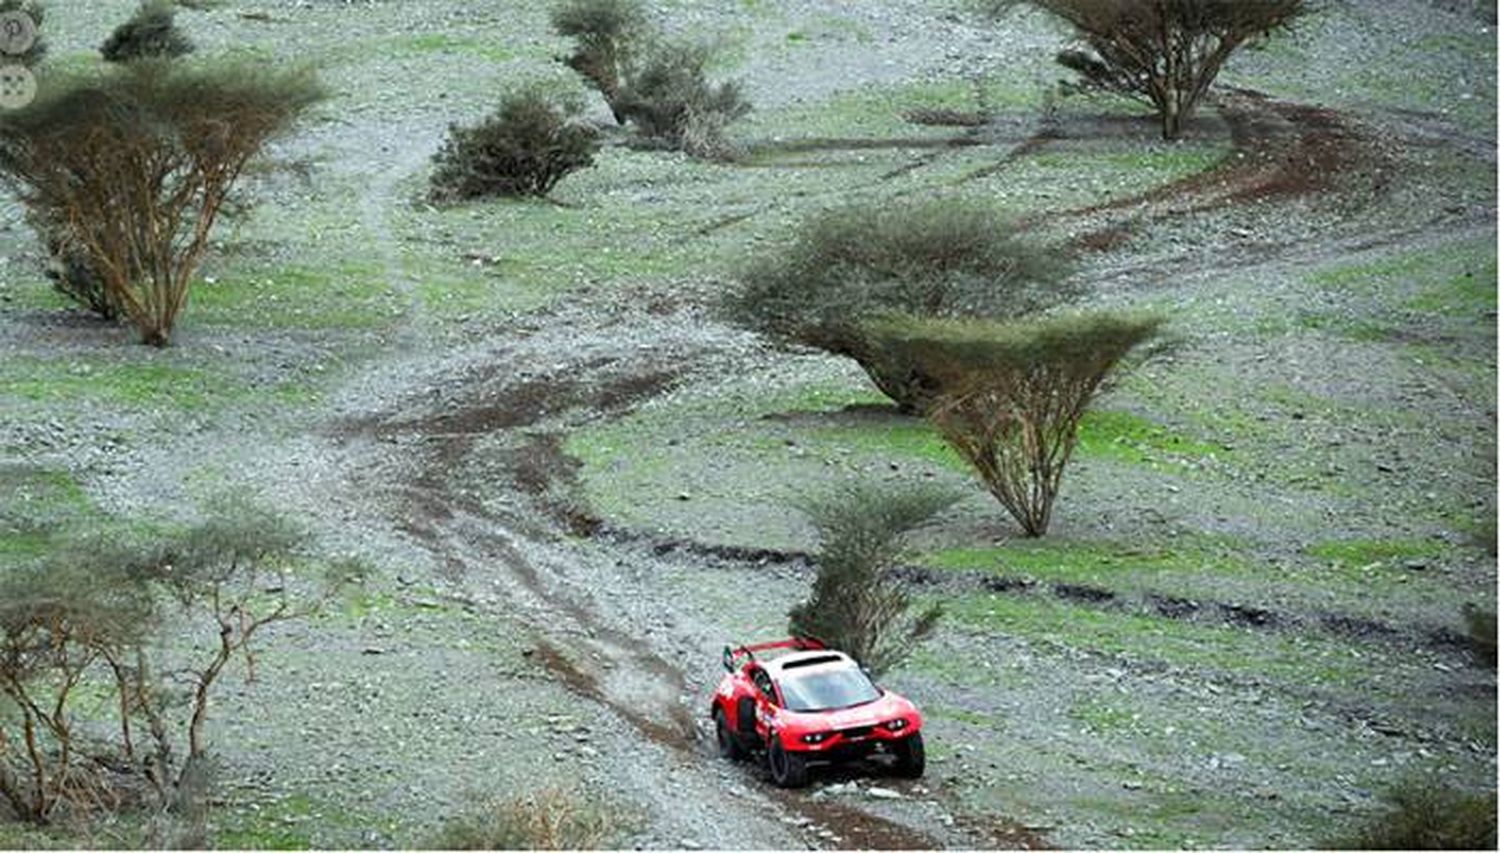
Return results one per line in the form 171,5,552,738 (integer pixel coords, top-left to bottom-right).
777,666,880,712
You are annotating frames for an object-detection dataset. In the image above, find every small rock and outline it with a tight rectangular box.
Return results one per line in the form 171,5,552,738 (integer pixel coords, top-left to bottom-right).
866,786,902,800
680,839,702,850
822,782,858,796
361,646,386,656
1122,780,1143,790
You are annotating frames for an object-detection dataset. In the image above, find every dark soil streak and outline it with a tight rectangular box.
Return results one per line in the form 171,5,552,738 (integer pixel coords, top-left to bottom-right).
585,523,1478,667
533,641,696,751
1056,91,1392,253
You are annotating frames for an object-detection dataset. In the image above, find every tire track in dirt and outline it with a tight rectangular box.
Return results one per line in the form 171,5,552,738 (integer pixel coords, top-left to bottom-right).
333,331,973,848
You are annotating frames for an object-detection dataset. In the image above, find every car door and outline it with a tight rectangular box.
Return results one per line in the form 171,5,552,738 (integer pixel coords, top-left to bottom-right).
750,665,780,741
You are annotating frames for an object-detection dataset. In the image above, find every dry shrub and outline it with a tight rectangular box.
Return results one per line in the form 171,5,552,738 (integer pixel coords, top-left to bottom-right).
0,504,363,827
437,788,623,850
32,213,126,320
429,89,601,202
551,0,749,158
615,40,750,160
728,197,1073,413
1331,782,1496,850
0,558,156,823
100,0,194,63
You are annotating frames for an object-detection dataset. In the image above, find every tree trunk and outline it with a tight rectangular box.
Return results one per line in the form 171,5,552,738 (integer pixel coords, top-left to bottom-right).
1160,100,1183,140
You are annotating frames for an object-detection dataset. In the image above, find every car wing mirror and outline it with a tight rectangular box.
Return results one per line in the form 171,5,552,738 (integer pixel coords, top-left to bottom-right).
722,645,735,672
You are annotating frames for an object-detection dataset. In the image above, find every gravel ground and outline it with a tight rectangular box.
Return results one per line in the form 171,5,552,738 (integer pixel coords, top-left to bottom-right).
0,0,1495,848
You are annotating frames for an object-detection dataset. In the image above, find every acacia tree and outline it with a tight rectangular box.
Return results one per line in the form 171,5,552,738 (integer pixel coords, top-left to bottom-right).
984,0,1306,139
788,483,959,677
0,60,324,346
868,312,1163,536
0,559,156,822
136,503,362,762
0,507,362,827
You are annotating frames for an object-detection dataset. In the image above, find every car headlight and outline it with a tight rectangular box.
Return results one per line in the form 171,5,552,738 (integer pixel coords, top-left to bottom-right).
801,732,831,744
883,718,909,732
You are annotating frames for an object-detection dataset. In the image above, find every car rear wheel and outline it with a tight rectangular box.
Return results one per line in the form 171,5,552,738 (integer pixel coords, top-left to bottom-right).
715,707,745,761
767,737,809,788
892,731,925,778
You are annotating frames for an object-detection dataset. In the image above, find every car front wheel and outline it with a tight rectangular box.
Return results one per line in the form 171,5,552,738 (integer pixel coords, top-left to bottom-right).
767,737,809,788
892,731,925,778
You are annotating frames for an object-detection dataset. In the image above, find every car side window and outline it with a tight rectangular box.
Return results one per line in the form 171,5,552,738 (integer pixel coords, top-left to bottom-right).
752,669,777,705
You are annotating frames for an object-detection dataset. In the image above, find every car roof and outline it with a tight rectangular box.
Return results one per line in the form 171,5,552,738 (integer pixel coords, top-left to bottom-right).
761,650,856,676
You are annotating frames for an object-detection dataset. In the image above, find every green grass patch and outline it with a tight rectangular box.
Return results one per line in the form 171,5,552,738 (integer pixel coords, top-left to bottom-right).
0,466,94,562
1305,538,1446,566
1068,696,1145,734
0,356,317,414
926,535,1253,588
1,277,76,311
944,592,1375,686
1406,261,1497,317
2,358,222,410
1028,147,1227,176
1076,410,1227,465
808,418,964,470
1290,310,1395,342
190,263,404,330
813,408,1224,473
213,789,394,849
214,794,320,850
398,33,515,62
1311,238,1497,311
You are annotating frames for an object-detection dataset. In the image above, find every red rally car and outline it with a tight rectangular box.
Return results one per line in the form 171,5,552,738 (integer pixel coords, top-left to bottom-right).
710,638,925,788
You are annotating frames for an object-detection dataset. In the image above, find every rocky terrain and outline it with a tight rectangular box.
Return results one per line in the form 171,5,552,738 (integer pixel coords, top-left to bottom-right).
0,0,1495,848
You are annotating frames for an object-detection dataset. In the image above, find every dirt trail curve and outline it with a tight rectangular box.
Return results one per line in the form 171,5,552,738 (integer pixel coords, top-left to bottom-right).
328,305,1005,849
